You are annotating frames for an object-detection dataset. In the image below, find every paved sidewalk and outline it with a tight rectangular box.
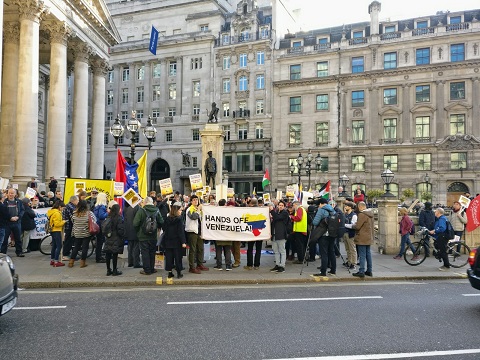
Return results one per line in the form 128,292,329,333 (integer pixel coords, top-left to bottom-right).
9,244,468,288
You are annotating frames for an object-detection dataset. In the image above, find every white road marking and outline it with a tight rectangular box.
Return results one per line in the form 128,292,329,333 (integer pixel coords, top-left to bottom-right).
13,306,67,310
264,348,480,360
167,296,382,305
462,293,480,296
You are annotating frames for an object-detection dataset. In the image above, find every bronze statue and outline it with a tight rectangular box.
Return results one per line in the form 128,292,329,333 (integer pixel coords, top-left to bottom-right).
204,151,217,188
208,102,219,123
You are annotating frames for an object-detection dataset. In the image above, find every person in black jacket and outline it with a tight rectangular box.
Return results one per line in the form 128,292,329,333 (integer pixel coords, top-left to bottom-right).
0,192,11,252
418,202,435,257
21,198,37,253
123,202,140,268
269,200,289,273
103,203,125,276
1,188,25,256
163,202,187,279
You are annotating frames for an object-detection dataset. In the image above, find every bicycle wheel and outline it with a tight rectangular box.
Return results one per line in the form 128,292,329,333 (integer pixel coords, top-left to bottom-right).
448,242,470,268
86,238,95,258
39,235,52,256
404,242,427,266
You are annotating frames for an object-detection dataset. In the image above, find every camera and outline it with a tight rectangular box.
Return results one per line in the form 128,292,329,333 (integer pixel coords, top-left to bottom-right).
307,197,322,206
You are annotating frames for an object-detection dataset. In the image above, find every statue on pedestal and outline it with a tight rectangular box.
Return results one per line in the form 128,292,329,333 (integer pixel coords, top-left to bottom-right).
204,151,217,188
207,102,219,123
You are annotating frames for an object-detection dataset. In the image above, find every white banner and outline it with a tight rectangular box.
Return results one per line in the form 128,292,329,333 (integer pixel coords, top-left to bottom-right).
201,206,271,241
32,207,50,239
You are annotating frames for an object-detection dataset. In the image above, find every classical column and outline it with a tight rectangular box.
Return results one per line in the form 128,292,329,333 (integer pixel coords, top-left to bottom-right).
176,57,183,115
401,83,411,143
368,86,379,144
143,61,151,116
13,0,46,183
0,0,4,105
472,77,479,135
435,80,445,140
340,89,347,145
70,43,92,178
0,23,20,179
90,58,108,179
44,21,72,182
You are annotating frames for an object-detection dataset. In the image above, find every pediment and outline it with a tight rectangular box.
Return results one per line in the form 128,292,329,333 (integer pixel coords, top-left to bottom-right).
437,134,480,150
378,106,402,116
410,104,436,113
444,101,472,112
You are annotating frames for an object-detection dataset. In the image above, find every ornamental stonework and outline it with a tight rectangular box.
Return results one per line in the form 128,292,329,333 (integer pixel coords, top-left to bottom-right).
14,0,48,23
3,22,20,44
44,21,74,46
437,134,480,150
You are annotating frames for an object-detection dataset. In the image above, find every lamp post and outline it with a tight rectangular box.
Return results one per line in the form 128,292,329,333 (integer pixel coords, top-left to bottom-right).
381,168,395,197
338,174,350,197
110,112,157,165
290,151,322,190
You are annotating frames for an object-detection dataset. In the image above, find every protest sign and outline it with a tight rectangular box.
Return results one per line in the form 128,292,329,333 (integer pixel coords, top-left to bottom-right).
159,178,173,196
227,188,235,198
25,187,37,199
114,182,124,196
31,208,50,239
122,188,142,208
189,173,203,191
286,186,294,198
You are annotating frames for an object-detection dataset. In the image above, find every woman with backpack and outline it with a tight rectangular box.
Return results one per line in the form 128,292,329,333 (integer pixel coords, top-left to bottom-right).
69,200,96,268
394,207,417,260
102,203,125,276
163,202,187,279
47,200,66,267
93,192,108,263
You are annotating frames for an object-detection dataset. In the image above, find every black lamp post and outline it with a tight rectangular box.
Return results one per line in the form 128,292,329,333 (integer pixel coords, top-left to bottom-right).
290,151,322,189
381,168,395,197
338,174,350,197
110,112,157,165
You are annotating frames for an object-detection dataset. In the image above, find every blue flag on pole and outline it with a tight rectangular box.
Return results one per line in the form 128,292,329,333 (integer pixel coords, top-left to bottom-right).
149,26,159,55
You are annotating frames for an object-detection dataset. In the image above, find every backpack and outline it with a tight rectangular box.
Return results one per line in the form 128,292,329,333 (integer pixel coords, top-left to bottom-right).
409,222,416,235
325,209,345,238
45,216,52,234
143,208,159,235
101,217,113,238
445,220,455,240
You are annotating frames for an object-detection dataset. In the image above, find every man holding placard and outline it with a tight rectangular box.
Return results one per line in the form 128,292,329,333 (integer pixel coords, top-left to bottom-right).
185,195,209,274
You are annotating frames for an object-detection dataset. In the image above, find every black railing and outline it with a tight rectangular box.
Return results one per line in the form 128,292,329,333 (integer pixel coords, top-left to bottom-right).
232,109,250,118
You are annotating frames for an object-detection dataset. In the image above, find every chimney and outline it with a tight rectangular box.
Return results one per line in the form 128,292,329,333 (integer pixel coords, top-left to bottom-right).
369,1,381,35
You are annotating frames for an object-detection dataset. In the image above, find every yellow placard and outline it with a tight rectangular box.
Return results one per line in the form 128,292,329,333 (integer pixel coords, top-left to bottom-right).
263,193,270,203
189,173,203,191
65,179,115,202
160,178,173,196
286,186,295,198
114,182,124,196
122,188,142,208
227,188,235,198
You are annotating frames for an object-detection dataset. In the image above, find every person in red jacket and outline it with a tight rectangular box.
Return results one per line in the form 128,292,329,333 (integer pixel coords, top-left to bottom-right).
353,189,365,204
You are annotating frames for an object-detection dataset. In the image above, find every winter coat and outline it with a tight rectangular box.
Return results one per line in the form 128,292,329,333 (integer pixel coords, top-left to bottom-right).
270,208,289,240
123,205,139,241
0,202,10,227
162,215,186,249
449,209,467,232
133,204,164,241
312,204,334,227
354,193,365,204
47,208,66,232
103,214,125,254
93,204,108,226
399,214,413,236
72,211,95,239
353,209,374,245
419,209,435,230
21,206,37,231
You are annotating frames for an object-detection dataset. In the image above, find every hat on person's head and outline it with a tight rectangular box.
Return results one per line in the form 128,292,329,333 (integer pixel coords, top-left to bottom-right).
22,198,31,205
91,188,98,194
344,201,355,209
173,201,182,207
318,198,328,205
424,202,432,210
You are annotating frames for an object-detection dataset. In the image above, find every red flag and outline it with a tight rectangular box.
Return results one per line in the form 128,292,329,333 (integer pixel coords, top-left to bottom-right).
115,149,127,184
465,195,480,232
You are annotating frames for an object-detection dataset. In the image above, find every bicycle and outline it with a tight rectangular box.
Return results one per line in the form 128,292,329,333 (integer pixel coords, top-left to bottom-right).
39,233,95,258
404,227,470,268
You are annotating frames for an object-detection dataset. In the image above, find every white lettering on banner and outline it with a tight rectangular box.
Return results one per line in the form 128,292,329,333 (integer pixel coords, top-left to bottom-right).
201,206,271,241
32,208,51,239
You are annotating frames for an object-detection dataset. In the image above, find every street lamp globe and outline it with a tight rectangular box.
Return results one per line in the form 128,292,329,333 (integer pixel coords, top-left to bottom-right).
381,168,395,197
315,153,322,170
297,153,304,165
127,117,141,133
143,116,157,146
110,116,124,143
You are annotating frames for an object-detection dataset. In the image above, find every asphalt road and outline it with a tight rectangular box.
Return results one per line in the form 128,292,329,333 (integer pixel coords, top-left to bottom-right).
1,281,479,360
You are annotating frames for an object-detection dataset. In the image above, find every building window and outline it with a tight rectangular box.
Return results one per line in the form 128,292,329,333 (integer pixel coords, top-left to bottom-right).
165,129,172,142
122,88,128,104
122,66,129,81
450,152,467,170
153,63,161,78
260,27,269,39
318,37,328,44
254,153,263,172
239,76,248,91
289,158,299,174
152,109,160,121
255,123,264,139
238,124,248,140
352,90,365,107
352,120,365,144
137,66,145,80
383,118,397,142
223,103,230,117
223,125,231,140
416,48,430,65
451,44,465,62
289,96,301,113
315,122,329,146
289,124,301,146
450,114,465,135
223,56,230,70
383,155,398,171
352,57,364,73
222,33,230,45
137,87,144,103
384,52,397,69
223,154,232,172
106,112,113,122
222,78,231,93
191,58,202,70
200,24,209,32
152,85,161,101
192,129,200,141
317,61,328,77
292,41,302,47
107,90,113,105
416,154,431,171
450,81,465,100
168,84,176,99
121,111,128,120
191,157,197,168
237,152,250,172
193,104,200,115
384,25,396,33
383,88,397,105
290,64,301,80
169,61,177,76
239,53,247,67
133,132,140,144
316,94,328,110
108,71,114,83
352,155,365,172
415,85,430,103
417,20,428,28
136,110,143,120
450,16,462,24
168,108,176,116
415,116,430,141
256,99,264,115
193,81,200,97
104,133,109,145
257,51,265,65
256,74,265,89
240,28,250,41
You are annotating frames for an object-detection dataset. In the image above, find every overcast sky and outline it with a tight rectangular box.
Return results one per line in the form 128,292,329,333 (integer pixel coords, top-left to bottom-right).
296,0,480,31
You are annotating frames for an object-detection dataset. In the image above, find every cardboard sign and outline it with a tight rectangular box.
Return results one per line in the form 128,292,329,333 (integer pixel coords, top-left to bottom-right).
276,191,283,200
74,182,86,196
227,188,235,198
286,186,294,198
458,195,471,209
114,182,124,196
12,184,18,189
263,193,270,203
159,178,173,196
122,188,142,208
189,173,203,191
0,178,9,190
205,186,211,194
25,187,37,199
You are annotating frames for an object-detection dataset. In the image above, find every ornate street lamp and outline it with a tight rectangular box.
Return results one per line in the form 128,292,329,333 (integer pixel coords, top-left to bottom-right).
338,174,350,197
290,151,321,190
381,168,395,197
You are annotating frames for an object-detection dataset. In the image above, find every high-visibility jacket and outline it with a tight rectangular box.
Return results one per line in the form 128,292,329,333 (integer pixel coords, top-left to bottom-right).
293,206,307,233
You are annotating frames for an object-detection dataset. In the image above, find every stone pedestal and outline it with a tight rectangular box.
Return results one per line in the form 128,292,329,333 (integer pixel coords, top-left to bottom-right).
377,199,400,254
200,123,224,190
335,196,346,210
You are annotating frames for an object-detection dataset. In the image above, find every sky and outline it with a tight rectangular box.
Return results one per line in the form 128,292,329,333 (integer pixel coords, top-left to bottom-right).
295,0,480,31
